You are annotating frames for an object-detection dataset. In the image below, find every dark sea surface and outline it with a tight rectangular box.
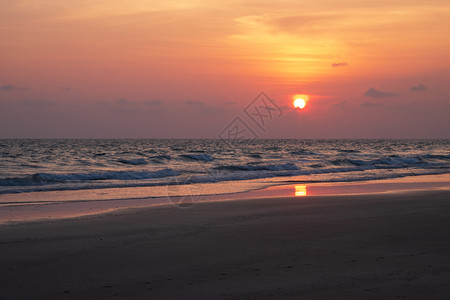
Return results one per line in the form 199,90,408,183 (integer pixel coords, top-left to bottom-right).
1,139,449,198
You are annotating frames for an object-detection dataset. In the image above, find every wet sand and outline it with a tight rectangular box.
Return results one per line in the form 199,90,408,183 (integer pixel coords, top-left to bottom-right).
1,190,450,299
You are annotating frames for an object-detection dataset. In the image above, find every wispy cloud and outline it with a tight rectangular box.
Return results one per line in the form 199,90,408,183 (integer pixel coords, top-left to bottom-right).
144,99,162,106
1,85,14,91
20,99,57,107
1,84,29,91
332,62,348,67
267,13,340,35
117,98,133,105
364,88,398,98
331,100,348,110
184,100,204,106
184,100,224,114
410,83,427,91
361,102,382,108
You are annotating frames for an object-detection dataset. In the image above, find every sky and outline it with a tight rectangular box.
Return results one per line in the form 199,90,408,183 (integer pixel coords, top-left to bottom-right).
1,0,449,138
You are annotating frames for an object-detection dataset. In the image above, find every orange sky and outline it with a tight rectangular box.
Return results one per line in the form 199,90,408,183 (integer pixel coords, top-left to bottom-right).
1,0,449,138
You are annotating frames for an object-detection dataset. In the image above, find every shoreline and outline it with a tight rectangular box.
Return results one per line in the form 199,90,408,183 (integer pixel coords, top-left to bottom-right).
1,188,449,299
1,173,450,225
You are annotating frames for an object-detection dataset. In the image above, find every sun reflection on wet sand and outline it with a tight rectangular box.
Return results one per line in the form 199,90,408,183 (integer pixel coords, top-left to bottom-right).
294,185,307,197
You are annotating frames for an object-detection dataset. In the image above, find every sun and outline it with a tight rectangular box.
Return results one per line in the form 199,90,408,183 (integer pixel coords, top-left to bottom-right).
292,94,309,109
293,98,306,109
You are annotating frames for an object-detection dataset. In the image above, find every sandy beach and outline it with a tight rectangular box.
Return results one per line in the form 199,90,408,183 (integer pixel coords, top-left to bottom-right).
1,189,449,299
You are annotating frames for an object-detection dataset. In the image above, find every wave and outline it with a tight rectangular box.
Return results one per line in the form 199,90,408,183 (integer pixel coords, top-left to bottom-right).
421,154,450,160
117,158,148,165
151,155,171,160
1,167,449,195
180,154,213,161
290,150,318,155
190,166,450,185
337,149,360,153
329,155,432,167
215,163,299,172
330,159,366,166
372,157,423,165
0,169,178,186
150,155,172,164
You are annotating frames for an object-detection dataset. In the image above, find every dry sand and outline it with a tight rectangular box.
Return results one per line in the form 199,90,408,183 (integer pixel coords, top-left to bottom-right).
1,190,450,299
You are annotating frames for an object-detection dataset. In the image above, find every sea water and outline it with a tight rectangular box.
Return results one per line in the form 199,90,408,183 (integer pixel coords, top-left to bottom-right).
0,139,449,210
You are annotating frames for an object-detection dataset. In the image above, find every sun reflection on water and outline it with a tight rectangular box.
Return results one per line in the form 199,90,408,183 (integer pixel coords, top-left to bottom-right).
294,185,307,196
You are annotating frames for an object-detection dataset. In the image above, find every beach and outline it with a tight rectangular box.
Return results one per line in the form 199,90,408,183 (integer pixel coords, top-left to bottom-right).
1,188,449,299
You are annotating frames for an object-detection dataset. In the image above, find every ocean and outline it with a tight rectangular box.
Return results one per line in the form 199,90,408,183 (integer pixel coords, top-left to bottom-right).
1,139,449,198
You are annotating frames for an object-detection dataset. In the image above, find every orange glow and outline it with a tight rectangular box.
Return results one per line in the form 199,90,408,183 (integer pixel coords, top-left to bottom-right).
294,185,307,196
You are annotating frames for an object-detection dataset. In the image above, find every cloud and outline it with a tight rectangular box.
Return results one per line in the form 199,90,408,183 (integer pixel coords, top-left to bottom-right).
184,100,224,114
361,102,382,108
364,88,399,98
97,99,161,107
144,99,162,106
410,83,427,91
279,105,299,114
117,98,133,105
267,14,340,35
331,100,348,110
1,84,29,91
62,87,72,91
184,100,204,106
1,85,14,91
96,98,134,106
332,62,348,67
20,99,57,107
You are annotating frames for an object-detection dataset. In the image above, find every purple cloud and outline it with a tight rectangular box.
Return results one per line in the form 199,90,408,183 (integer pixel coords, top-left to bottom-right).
410,83,427,91
332,62,348,67
364,88,398,98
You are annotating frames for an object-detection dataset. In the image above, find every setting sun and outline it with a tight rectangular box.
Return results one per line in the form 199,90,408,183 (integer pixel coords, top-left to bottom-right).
294,98,306,109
